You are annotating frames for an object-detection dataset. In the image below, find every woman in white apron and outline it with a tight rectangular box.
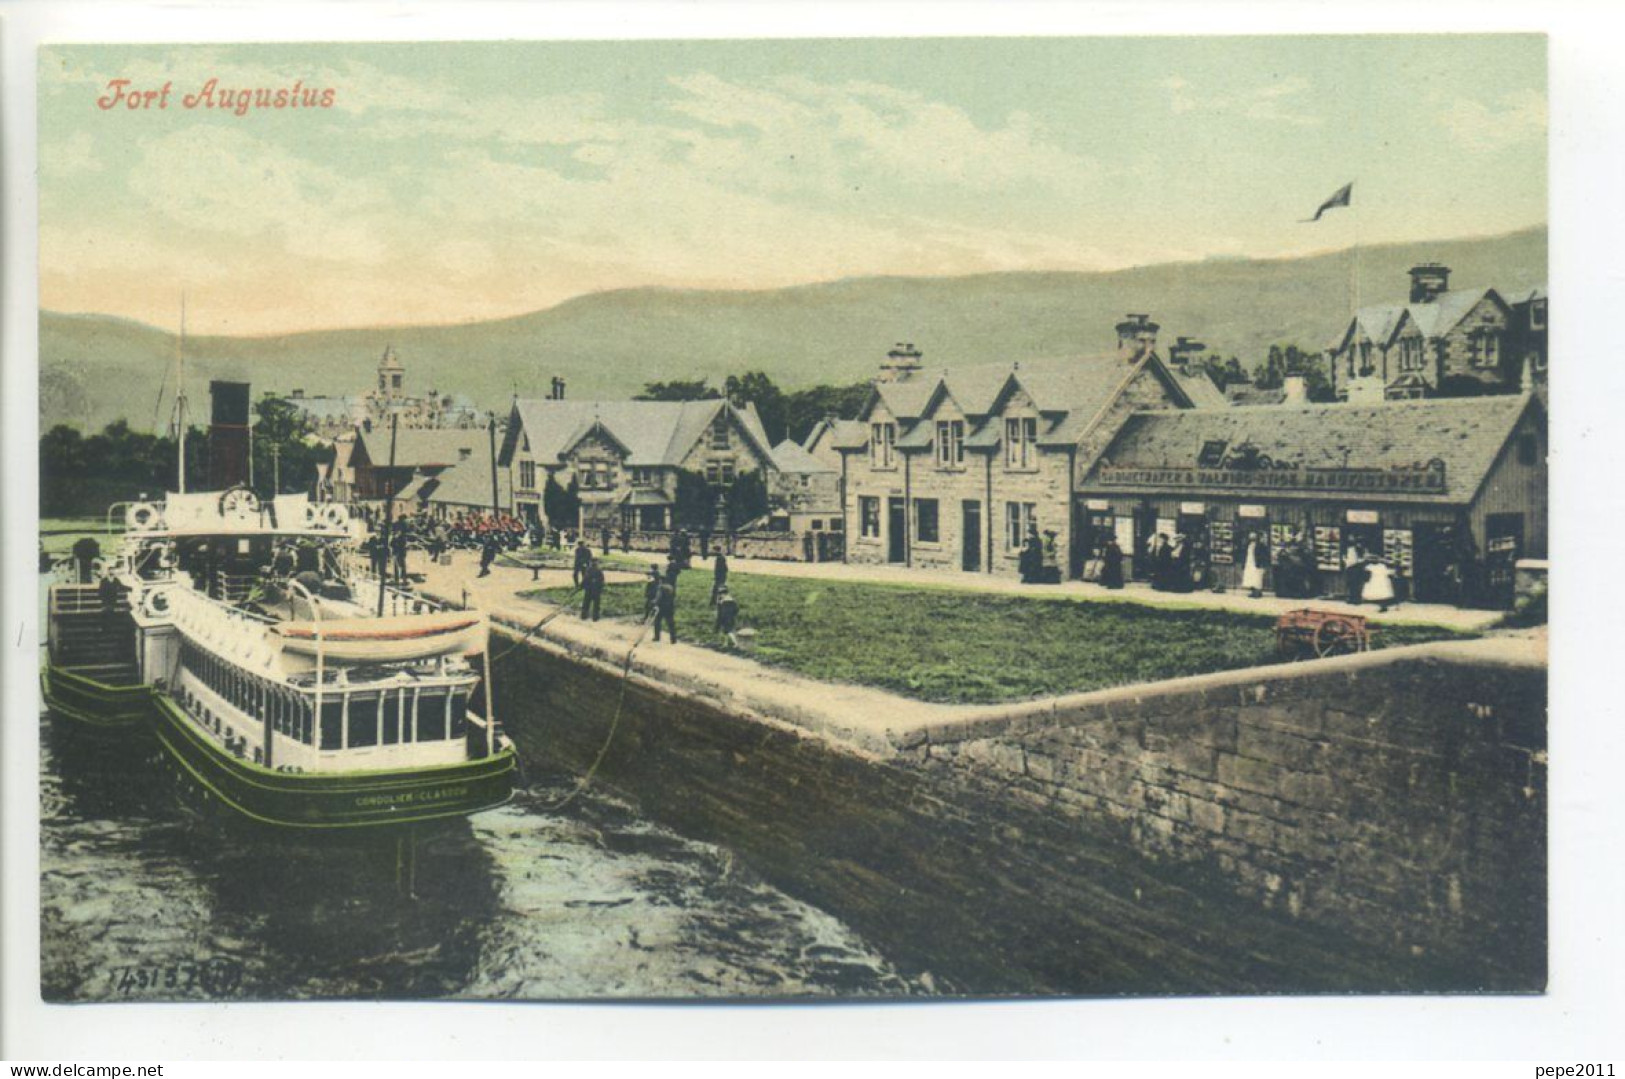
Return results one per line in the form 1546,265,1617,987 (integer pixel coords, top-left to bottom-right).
1364,555,1397,612
1242,533,1267,598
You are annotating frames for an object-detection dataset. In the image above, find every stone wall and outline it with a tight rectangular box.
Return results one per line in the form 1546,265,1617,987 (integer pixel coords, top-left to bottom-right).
492,625,1545,995
910,648,1546,986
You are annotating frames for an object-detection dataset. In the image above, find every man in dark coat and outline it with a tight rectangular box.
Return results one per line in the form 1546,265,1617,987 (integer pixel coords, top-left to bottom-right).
390,529,409,583
652,569,678,643
366,533,387,580
580,557,605,622
478,534,500,578
711,551,730,606
572,538,592,588
71,536,101,584
640,564,663,623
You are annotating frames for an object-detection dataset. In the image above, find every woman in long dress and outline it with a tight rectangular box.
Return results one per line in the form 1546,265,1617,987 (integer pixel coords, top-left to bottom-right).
1242,533,1267,598
1364,555,1397,612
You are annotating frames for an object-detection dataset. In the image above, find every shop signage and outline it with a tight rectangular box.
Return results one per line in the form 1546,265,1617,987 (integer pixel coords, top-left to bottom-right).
1180,502,1206,515
1346,509,1380,524
1238,504,1266,518
1085,499,1111,511
1095,460,1446,493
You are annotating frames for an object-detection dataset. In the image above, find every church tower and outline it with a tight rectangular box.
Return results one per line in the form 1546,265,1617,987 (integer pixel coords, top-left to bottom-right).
378,345,405,400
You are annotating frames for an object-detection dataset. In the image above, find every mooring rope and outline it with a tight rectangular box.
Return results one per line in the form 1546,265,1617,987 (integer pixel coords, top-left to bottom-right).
533,618,651,813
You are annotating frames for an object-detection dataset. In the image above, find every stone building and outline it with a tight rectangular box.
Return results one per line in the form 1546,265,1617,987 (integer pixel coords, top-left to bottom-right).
1077,393,1546,606
1326,264,1541,402
349,427,495,503
767,439,842,532
282,346,481,442
497,397,776,533
835,316,1206,579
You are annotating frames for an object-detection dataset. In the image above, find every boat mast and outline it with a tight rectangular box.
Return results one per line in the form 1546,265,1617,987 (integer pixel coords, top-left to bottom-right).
174,293,188,494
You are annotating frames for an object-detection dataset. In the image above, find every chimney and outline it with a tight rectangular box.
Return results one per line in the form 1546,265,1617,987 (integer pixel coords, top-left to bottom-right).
548,376,567,400
290,388,305,399
1115,314,1160,364
207,380,252,490
1282,374,1309,404
877,342,923,384
1408,263,1451,304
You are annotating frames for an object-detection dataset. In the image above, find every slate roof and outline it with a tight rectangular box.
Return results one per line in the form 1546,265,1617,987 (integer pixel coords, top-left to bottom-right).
1172,367,1232,409
505,399,773,468
1084,393,1538,504
415,446,512,510
357,427,488,469
858,352,1192,456
1334,288,1508,351
771,439,835,474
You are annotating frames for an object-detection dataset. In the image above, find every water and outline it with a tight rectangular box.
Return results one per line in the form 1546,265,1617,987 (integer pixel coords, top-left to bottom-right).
39,712,926,1001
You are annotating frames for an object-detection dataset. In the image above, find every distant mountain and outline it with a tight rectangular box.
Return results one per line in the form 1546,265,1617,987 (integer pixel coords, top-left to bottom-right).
40,226,1546,432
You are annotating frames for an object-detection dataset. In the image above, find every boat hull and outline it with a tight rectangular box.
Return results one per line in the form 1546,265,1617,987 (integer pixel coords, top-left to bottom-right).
148,694,518,830
41,664,154,731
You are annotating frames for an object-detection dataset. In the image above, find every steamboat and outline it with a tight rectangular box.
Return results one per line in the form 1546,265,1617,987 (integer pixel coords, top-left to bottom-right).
42,380,517,830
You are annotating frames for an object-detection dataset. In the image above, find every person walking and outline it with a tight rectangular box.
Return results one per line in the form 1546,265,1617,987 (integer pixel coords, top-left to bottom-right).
652,570,679,643
711,551,730,606
580,557,605,622
1101,535,1125,590
715,586,740,648
572,538,592,588
477,533,499,578
1242,532,1268,598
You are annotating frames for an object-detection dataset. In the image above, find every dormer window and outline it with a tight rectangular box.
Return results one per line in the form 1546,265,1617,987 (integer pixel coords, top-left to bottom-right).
1005,417,1037,469
710,415,731,450
935,420,965,468
1474,330,1502,369
870,422,897,469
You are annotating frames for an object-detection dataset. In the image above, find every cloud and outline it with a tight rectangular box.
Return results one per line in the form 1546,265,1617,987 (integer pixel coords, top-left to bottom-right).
1440,88,1547,152
124,125,392,264
1162,73,1322,127
41,131,104,176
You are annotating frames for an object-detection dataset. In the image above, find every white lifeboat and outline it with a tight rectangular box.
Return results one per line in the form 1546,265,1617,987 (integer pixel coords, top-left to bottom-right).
270,611,486,663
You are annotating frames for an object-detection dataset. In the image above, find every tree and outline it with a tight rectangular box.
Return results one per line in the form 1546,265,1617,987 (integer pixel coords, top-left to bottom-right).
1251,344,1335,401
251,392,328,496
724,371,789,445
784,382,872,444
542,473,579,529
635,379,721,402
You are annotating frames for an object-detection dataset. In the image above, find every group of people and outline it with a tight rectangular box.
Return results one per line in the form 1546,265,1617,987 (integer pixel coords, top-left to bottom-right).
568,538,741,647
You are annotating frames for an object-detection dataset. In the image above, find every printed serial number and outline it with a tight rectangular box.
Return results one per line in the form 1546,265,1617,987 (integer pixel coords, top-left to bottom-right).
108,957,244,997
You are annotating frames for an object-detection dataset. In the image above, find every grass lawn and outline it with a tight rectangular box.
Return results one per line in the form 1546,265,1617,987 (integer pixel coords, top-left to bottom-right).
527,570,1474,704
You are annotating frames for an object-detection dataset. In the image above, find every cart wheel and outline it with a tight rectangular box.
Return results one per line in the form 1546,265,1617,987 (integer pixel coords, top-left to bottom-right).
1313,618,1361,657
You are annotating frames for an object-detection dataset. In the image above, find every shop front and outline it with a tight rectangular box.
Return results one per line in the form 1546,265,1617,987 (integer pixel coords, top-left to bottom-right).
1076,395,1546,608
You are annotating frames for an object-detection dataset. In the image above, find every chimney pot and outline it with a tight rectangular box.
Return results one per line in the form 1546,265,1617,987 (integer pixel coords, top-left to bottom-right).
1408,263,1451,304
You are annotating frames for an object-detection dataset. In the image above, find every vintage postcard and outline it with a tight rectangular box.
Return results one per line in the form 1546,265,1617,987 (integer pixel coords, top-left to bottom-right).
32,33,1547,1008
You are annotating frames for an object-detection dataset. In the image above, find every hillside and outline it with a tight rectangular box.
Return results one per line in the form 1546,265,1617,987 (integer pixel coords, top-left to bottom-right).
40,226,1546,432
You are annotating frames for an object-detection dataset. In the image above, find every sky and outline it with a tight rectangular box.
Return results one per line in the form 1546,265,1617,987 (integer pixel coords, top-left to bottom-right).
38,36,1547,336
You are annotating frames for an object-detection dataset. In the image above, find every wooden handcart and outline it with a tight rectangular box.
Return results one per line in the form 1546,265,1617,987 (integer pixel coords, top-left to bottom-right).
1275,607,1374,660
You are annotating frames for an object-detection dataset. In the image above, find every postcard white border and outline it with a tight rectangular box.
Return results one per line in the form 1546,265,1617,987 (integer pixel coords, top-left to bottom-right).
4,0,1622,1062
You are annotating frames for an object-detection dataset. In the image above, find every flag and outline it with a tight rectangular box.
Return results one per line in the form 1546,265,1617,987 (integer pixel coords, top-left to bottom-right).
1303,182,1353,223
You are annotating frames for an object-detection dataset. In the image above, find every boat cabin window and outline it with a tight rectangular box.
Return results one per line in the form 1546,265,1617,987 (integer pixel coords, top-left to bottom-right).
382,689,402,745
320,698,344,750
449,690,469,739
348,693,380,748
418,689,448,741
